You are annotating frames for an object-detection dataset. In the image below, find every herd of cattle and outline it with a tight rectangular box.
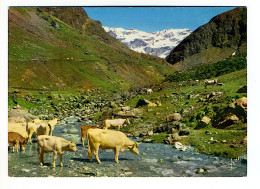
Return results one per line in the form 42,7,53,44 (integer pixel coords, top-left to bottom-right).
8,117,138,167
8,78,220,168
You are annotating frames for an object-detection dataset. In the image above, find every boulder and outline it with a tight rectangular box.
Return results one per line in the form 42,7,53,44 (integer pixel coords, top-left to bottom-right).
217,114,239,128
174,142,183,149
195,116,211,130
136,99,152,107
166,113,182,122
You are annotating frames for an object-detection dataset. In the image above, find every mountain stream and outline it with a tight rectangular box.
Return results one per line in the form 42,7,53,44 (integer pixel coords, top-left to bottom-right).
8,116,247,177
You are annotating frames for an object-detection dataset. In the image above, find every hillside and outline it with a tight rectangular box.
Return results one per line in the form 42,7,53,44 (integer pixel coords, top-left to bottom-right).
8,7,174,92
166,7,247,70
103,27,192,58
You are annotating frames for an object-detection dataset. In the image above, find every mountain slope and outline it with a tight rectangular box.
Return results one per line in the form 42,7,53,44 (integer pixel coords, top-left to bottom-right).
8,7,175,91
103,27,191,58
166,7,247,70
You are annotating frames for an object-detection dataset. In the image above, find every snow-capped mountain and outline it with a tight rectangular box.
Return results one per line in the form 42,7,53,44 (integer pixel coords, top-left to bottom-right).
103,26,192,58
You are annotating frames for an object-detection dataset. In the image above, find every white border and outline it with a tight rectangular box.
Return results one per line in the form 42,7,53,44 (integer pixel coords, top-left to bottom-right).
1,0,259,189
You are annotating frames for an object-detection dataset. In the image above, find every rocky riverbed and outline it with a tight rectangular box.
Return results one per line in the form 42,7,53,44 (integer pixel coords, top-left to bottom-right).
8,116,247,177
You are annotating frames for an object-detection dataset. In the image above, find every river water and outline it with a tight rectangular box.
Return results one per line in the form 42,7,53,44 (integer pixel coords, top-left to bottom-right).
8,116,247,177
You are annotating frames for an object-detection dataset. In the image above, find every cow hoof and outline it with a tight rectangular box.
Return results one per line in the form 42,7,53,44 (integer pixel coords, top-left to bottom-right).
40,163,43,166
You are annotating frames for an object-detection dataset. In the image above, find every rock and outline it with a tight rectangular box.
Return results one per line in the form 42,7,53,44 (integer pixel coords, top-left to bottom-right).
179,128,190,136
166,113,182,122
174,142,183,149
237,85,247,93
147,130,153,136
217,114,239,128
230,97,247,111
195,116,211,129
136,99,152,107
205,130,212,135
13,104,22,109
142,138,154,143
196,168,208,174
241,136,247,145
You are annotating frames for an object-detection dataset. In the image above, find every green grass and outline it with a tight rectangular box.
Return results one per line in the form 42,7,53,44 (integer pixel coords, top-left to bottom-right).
122,68,247,158
9,7,173,91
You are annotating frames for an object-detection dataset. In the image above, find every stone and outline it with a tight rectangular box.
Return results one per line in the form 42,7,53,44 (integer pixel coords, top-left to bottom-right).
174,142,183,149
142,138,154,143
136,99,152,107
166,113,182,122
196,168,207,174
195,116,211,129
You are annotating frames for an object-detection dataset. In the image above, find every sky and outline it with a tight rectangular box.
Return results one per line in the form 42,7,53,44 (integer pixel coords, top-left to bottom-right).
84,7,237,32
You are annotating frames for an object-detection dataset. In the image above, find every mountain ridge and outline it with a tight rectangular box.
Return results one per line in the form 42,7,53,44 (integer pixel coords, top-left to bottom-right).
166,7,247,70
103,26,192,58
8,7,175,91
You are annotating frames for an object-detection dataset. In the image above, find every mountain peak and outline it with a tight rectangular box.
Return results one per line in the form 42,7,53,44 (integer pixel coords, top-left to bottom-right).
103,26,192,58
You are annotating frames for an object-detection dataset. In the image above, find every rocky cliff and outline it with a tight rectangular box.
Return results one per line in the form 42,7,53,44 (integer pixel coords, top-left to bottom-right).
166,7,247,70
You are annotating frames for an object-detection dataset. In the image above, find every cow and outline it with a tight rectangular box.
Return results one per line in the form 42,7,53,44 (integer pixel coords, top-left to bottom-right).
104,118,131,130
8,122,28,139
37,135,78,168
8,132,28,152
27,118,59,144
146,89,153,95
204,79,218,89
47,118,59,136
87,129,139,164
80,125,99,147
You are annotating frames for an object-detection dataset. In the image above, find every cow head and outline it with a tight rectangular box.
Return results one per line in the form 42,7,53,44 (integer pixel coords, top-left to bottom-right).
20,138,29,151
129,142,139,154
69,141,78,152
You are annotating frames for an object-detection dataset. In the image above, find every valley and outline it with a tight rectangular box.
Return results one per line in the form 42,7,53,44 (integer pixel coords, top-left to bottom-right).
8,7,247,177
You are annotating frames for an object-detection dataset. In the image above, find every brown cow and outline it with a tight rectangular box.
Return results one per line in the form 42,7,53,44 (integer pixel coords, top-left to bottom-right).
8,132,28,152
80,125,99,147
37,135,78,168
87,129,139,164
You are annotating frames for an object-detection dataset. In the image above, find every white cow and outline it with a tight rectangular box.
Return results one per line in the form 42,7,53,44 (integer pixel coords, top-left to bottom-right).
37,135,78,168
204,79,218,89
104,118,131,130
146,89,153,95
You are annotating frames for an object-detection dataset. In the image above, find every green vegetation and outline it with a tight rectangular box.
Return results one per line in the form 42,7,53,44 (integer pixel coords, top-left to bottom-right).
9,7,173,92
123,68,247,158
165,57,246,82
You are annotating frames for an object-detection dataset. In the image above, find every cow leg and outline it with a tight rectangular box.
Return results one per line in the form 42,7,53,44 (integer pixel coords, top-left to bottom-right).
16,144,19,152
117,126,120,131
93,144,101,164
28,133,32,144
53,151,57,168
59,154,63,167
12,145,15,153
114,146,120,163
88,142,93,162
81,135,85,147
38,148,44,166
